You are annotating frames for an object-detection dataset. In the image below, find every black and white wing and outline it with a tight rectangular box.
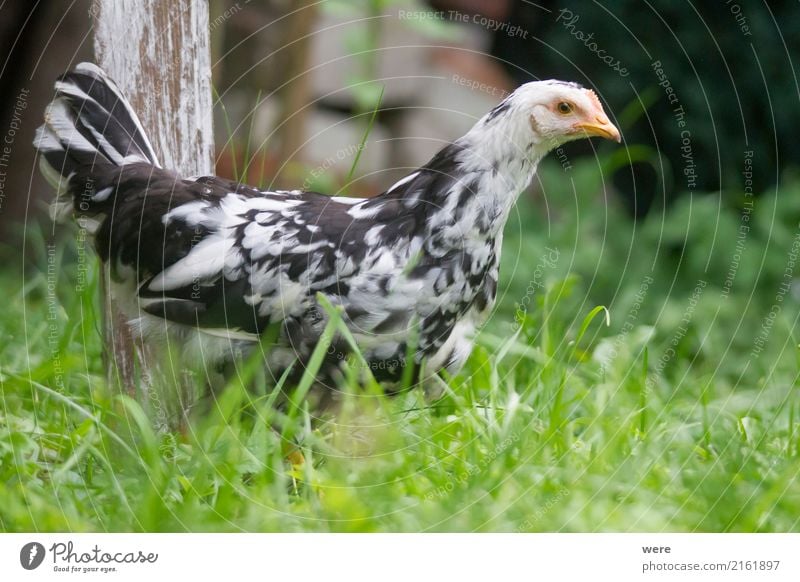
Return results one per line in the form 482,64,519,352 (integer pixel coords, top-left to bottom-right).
126,177,371,338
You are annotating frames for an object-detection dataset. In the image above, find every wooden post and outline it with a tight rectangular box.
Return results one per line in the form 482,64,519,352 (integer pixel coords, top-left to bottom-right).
92,0,214,398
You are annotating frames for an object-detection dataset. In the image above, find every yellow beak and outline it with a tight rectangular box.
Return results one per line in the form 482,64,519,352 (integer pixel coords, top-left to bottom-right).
575,117,621,143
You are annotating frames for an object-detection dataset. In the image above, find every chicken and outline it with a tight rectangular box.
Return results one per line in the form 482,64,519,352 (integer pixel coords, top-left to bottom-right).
35,63,620,391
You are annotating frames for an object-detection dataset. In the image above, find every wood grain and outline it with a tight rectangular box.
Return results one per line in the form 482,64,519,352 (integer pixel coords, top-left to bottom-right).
92,0,214,401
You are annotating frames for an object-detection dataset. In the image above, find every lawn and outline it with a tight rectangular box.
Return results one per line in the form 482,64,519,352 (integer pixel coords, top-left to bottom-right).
2,155,799,532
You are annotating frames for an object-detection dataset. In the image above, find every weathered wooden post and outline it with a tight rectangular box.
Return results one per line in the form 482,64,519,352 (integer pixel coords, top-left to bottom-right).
91,0,214,400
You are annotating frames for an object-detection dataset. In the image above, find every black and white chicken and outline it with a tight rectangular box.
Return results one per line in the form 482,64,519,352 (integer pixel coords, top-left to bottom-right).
35,63,619,392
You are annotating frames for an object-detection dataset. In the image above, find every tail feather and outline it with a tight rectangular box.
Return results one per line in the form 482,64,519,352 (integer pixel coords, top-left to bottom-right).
34,62,160,224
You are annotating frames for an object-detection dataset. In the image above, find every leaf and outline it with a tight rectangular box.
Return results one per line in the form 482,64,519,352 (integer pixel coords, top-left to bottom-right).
573,305,611,354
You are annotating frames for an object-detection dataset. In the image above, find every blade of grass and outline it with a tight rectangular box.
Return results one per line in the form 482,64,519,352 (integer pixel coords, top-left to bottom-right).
18,375,138,459
284,310,337,423
345,84,385,186
117,394,161,470
400,316,421,393
640,347,648,435
225,322,282,393
53,425,97,481
213,85,239,181
572,305,610,358
316,293,380,392
241,89,262,185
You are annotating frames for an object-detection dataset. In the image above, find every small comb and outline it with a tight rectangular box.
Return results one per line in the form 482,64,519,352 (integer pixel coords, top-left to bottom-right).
584,88,603,111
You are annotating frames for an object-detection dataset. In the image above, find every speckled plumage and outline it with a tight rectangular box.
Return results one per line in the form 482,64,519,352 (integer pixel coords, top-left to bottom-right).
35,63,619,391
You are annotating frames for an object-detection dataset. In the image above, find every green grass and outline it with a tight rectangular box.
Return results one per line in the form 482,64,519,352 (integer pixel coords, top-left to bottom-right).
2,157,800,532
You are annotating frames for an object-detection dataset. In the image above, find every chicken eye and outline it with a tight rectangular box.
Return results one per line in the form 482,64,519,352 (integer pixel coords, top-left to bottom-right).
557,102,573,114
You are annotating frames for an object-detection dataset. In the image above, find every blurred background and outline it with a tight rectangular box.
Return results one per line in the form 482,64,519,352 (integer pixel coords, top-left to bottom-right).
5,1,798,219
5,1,800,533
2,0,800,380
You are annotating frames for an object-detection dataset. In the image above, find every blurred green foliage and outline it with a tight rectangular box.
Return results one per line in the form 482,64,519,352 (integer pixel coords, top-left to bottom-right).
491,0,799,215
